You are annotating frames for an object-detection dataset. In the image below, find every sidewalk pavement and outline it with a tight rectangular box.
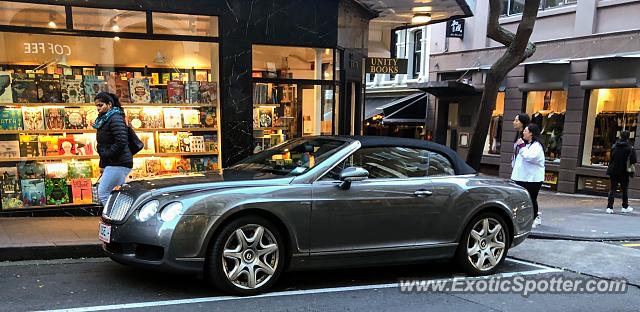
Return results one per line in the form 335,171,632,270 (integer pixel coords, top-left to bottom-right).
0,192,639,261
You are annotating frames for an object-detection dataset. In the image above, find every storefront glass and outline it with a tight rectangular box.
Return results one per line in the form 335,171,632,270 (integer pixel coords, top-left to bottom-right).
484,91,505,155
582,88,640,167
252,45,334,80
73,7,147,33
0,1,66,29
525,90,567,162
0,30,220,210
152,12,218,37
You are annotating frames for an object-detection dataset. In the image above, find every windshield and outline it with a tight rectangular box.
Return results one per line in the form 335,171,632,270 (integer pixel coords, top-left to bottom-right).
228,138,347,177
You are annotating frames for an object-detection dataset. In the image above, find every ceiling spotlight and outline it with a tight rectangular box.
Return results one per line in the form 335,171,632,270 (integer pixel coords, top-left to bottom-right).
48,20,57,28
113,36,121,41
411,12,431,24
111,24,120,31
412,6,432,13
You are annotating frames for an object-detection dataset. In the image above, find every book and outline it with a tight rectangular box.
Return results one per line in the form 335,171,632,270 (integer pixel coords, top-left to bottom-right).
130,158,147,179
150,88,166,103
167,81,185,103
141,107,163,128
198,82,217,103
199,106,217,127
158,133,179,153
68,161,93,179
203,134,218,152
84,107,99,129
11,73,38,103
0,71,13,103
90,159,101,178
21,178,45,207
115,77,131,103
0,140,20,158
195,70,208,82
45,107,66,130
45,178,70,205
71,178,92,204
163,107,182,128
160,157,177,173
19,134,40,157
253,108,260,128
259,107,273,127
18,162,45,179
73,133,96,156
151,73,160,85
61,79,85,103
190,158,204,172
190,135,205,152
45,162,68,179
22,107,44,130
1,166,23,209
83,76,107,103
39,135,60,156
185,81,199,104
57,137,76,156
177,132,191,152
176,158,192,173
145,158,161,175
129,78,151,103
136,132,155,154
203,156,218,172
0,108,24,130
36,74,62,103
126,108,144,129
64,108,86,129
182,109,201,128
161,73,170,85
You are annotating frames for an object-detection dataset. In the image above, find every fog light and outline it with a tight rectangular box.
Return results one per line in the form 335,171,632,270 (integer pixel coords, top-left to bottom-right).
160,202,183,222
137,200,159,222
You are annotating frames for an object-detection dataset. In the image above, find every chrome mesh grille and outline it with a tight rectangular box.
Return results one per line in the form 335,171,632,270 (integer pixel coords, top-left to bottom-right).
102,192,134,221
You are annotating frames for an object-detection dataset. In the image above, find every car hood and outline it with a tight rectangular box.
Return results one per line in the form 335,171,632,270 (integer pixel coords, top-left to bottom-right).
124,170,294,195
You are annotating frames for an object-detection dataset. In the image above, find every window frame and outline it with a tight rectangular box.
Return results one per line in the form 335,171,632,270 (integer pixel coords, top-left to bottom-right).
412,29,423,79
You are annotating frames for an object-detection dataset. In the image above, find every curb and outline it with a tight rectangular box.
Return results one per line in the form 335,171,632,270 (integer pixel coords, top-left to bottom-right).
0,244,104,262
529,232,640,242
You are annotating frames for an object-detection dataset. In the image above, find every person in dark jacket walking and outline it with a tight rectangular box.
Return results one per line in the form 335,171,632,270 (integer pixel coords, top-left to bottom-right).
606,130,636,214
94,92,133,205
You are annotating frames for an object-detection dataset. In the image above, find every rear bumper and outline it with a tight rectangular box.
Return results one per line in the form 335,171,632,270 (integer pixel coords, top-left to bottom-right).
512,231,530,247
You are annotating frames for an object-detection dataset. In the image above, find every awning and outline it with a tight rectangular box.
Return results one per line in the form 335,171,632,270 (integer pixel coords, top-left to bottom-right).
364,96,405,120
364,92,427,124
408,80,481,97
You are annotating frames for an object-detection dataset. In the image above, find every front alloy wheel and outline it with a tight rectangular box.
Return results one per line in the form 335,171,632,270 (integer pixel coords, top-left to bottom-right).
456,213,509,275
208,216,284,295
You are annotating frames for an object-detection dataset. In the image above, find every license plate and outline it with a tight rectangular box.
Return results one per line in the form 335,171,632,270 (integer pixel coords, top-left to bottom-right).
99,222,111,243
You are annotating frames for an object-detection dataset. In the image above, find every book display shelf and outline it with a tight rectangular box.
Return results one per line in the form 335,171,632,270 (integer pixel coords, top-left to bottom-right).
0,69,220,211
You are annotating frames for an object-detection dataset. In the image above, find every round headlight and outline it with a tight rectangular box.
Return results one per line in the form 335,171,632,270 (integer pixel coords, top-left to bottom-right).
160,202,184,222
136,200,159,222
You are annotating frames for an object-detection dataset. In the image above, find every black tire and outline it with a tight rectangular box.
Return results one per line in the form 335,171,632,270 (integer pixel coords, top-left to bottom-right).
207,215,285,296
455,212,510,276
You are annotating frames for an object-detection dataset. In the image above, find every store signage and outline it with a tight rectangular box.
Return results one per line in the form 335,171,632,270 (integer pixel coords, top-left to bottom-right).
23,42,72,56
446,19,465,39
544,171,558,185
365,57,408,74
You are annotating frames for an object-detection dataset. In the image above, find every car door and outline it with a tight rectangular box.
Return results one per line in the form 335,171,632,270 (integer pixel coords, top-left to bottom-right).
309,146,440,253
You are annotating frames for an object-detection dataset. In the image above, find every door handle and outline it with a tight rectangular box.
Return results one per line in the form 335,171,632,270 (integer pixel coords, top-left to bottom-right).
414,190,433,197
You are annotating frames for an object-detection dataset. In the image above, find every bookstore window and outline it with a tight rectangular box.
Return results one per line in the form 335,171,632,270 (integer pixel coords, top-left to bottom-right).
484,91,505,155
252,45,334,80
525,90,567,162
152,12,218,37
72,7,147,33
0,31,220,210
0,1,66,29
582,88,640,167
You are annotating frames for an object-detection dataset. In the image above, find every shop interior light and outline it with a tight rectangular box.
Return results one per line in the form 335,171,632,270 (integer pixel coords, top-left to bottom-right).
412,6,432,13
111,24,120,31
113,36,121,41
411,12,431,24
48,20,57,28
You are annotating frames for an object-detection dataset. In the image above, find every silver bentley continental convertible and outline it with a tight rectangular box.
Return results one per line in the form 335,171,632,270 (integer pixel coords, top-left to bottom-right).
99,136,533,295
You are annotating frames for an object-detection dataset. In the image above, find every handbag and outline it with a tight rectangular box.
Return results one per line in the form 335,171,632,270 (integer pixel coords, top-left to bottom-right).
128,126,144,155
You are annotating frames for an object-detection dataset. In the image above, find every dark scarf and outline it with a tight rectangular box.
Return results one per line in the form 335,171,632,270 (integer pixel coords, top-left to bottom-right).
92,107,124,129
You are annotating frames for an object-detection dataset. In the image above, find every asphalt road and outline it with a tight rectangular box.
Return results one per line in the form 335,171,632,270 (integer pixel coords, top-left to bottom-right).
1,252,638,312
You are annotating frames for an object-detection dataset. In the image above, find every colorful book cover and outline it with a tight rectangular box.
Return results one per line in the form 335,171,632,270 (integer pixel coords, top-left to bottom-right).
167,81,185,103
190,136,205,152
195,70,208,82
151,73,160,85
198,82,217,103
39,136,60,156
1,166,23,209
90,159,101,179
45,177,70,205
182,109,201,128
163,107,182,128
36,74,62,103
253,108,260,128
115,77,131,103
177,132,191,152
150,88,166,103
18,162,45,179
145,158,161,175
259,107,273,127
126,108,144,129
161,73,170,85
158,133,179,153
19,134,40,157
71,178,92,204
68,161,93,179
199,107,217,128
21,178,45,207
203,156,218,172
130,158,147,179
83,76,107,103
190,158,204,172
22,107,44,130
61,79,85,103
0,140,20,158
203,135,218,152
160,157,177,173
129,78,151,103
0,108,24,130
58,137,76,156
84,107,99,129
11,73,38,103
73,133,95,156
141,107,163,128
0,71,13,103
176,158,191,173
44,107,66,130
45,162,68,179
64,108,86,129
185,81,199,104
136,132,155,154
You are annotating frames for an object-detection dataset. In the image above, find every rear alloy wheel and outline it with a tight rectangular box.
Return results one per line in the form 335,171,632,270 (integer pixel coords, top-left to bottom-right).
208,216,284,295
456,212,509,276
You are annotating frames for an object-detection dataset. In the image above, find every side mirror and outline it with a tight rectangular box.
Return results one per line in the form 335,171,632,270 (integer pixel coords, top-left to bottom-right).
337,166,368,190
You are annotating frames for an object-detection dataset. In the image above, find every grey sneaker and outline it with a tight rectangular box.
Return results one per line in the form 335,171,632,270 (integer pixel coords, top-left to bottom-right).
606,208,614,214
621,207,634,213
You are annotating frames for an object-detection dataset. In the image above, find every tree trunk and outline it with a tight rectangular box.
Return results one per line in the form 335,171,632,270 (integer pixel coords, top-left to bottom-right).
465,0,541,171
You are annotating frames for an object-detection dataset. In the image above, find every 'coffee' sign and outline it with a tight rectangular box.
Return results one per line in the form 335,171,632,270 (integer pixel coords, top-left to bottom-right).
365,58,407,74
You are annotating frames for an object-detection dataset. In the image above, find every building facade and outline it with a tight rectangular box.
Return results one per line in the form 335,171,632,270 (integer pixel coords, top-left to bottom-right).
426,0,640,196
